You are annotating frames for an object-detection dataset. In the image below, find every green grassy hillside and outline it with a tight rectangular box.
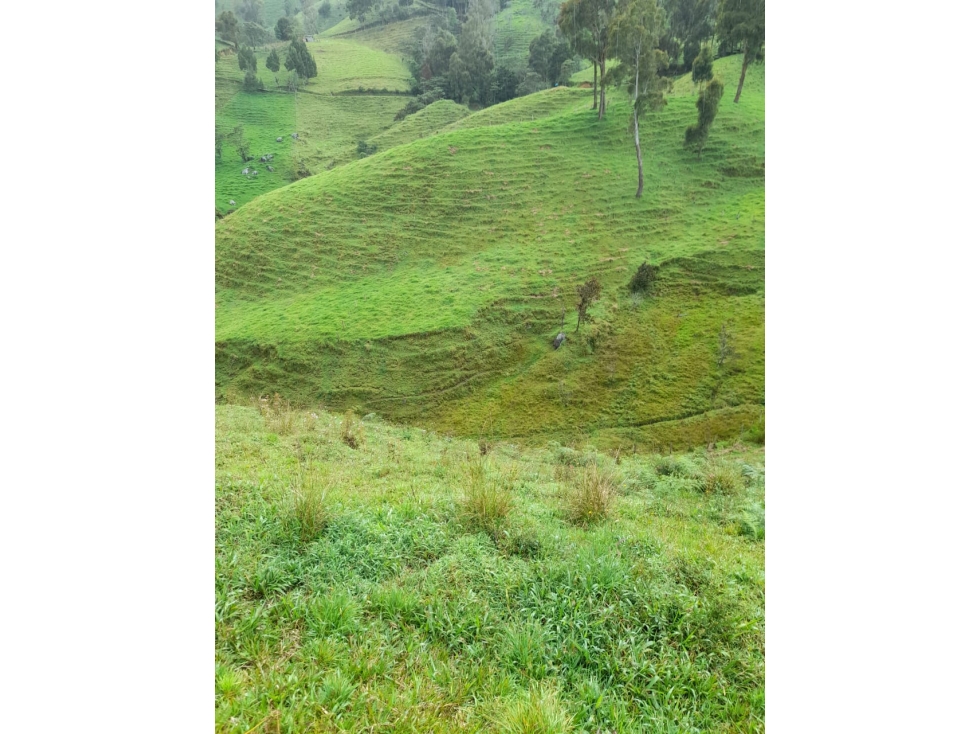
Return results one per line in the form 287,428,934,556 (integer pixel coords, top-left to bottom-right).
367,99,472,152
444,86,593,131
327,15,434,55
216,36,415,213
216,403,764,733
216,56,764,449
494,0,551,68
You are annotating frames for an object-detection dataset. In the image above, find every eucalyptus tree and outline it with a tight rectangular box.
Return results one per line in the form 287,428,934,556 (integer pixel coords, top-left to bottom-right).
608,0,669,197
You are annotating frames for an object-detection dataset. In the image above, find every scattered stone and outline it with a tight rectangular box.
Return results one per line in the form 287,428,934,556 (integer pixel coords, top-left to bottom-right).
276,136,283,142
291,132,299,140
362,413,377,422
229,200,236,205
260,155,267,163
553,332,566,349
242,168,249,175
266,165,274,172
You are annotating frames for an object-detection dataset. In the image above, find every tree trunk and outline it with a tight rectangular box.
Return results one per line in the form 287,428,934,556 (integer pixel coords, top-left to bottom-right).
592,61,597,109
633,107,643,198
598,57,606,119
734,46,750,103
633,55,643,198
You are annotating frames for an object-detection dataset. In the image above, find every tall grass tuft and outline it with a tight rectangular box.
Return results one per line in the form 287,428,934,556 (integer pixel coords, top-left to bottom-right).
565,462,618,526
496,684,571,734
257,393,315,435
340,409,365,449
460,454,514,534
694,462,744,495
290,462,331,542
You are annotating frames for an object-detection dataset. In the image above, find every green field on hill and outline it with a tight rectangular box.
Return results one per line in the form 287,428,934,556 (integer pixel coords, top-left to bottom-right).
216,403,764,733
215,34,416,213
216,55,764,450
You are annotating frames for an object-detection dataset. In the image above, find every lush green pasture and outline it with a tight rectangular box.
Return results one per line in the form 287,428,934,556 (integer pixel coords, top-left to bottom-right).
215,35,418,212
216,55,764,447
330,15,434,56
368,99,472,152
444,86,593,131
215,403,764,733
295,91,408,170
306,37,413,92
216,92,298,211
494,0,550,68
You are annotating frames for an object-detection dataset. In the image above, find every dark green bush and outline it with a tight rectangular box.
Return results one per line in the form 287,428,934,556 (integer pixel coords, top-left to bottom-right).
629,261,657,293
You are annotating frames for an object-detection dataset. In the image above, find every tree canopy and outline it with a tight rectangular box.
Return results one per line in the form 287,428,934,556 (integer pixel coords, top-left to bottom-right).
528,30,573,86
284,38,318,81
275,16,296,41
684,77,723,156
556,0,618,118
216,11,240,48
717,0,764,102
238,48,258,73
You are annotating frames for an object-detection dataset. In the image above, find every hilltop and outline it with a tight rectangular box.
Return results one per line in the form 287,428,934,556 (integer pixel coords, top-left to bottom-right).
216,55,764,450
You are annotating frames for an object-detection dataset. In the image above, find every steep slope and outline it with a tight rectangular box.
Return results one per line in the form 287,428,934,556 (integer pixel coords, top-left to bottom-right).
216,56,765,450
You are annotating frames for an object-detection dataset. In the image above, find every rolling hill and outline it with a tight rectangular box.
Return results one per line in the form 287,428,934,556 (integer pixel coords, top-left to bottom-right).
215,55,764,450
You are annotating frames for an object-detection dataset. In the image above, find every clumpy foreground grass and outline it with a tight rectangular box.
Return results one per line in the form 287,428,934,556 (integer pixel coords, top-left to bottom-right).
216,404,764,732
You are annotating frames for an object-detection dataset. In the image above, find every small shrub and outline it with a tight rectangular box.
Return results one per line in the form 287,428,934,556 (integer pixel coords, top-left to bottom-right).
242,70,264,92
621,465,657,493
460,454,514,533
737,501,765,540
628,261,657,293
694,463,744,494
356,140,378,158
340,410,365,449
548,442,587,467
565,463,618,525
654,455,691,477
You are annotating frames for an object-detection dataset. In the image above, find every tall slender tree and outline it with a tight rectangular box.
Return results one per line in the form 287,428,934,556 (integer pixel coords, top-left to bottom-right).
716,0,763,103
608,0,669,197
557,0,618,119
557,0,599,108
